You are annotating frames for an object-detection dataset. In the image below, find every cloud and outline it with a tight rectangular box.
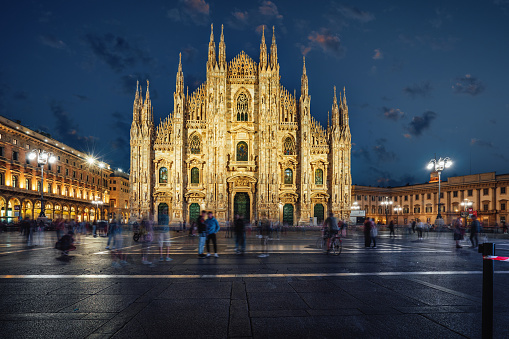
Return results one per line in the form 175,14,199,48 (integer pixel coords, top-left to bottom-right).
470,138,494,148
39,34,67,50
403,81,433,98
301,28,345,58
367,166,416,187
452,74,485,96
50,101,97,148
185,74,204,92
382,107,405,121
430,8,452,29
398,34,458,51
372,48,383,60
73,94,89,101
167,0,210,26
259,1,283,19
228,1,284,31
13,91,29,100
335,4,375,22
84,33,152,73
352,147,370,161
372,139,397,162
182,45,198,62
406,111,437,137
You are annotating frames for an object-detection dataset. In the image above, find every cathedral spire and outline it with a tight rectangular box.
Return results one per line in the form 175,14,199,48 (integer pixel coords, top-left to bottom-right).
218,24,226,68
176,53,184,94
301,56,308,97
331,86,339,126
270,26,278,69
207,23,216,70
259,25,268,71
145,79,150,103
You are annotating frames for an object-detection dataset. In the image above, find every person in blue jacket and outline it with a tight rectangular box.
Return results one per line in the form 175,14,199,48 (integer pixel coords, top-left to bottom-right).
205,211,220,257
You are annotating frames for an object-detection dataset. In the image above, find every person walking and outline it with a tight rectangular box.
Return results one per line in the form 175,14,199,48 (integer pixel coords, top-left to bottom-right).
470,215,481,248
453,216,464,248
258,216,270,257
197,211,207,258
411,220,416,233
234,214,246,254
106,219,117,250
388,220,395,238
323,212,338,252
370,218,378,248
363,218,372,248
416,219,424,240
205,211,220,257
158,220,172,262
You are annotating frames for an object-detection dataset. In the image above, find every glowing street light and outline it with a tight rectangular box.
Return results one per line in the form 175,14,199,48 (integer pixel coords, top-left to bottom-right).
427,157,452,223
381,196,393,224
29,149,57,218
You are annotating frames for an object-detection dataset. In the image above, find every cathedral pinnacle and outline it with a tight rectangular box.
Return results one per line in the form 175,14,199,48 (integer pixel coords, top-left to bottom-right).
270,26,278,68
301,56,308,98
218,24,226,67
302,56,306,75
259,25,268,70
333,86,337,105
176,53,184,94
208,23,216,69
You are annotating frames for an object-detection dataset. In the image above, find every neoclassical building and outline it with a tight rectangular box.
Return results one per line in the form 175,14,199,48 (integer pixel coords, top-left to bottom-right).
130,25,352,225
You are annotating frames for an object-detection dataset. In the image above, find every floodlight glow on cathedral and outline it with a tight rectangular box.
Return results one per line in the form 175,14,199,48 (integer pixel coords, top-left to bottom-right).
130,24,352,225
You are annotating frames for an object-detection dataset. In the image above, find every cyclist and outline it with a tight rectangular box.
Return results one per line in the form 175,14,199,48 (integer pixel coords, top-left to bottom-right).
322,212,339,252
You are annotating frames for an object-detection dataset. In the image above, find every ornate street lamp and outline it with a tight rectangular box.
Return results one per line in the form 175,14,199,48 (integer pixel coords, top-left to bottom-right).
381,196,393,225
460,199,473,227
427,157,452,223
351,201,360,210
28,149,57,218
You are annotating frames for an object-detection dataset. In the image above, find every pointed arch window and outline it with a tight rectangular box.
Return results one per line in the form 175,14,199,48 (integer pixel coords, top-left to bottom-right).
315,169,323,185
236,93,248,121
283,136,295,155
191,167,199,184
190,135,201,154
159,167,168,184
236,142,248,161
284,168,293,185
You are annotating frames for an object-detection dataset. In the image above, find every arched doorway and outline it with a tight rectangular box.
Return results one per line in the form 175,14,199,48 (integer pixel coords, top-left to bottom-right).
158,203,169,225
234,192,250,221
189,203,200,224
283,204,294,226
314,204,324,223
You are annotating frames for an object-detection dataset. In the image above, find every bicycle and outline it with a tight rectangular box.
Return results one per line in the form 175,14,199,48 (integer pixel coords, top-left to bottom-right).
317,229,342,256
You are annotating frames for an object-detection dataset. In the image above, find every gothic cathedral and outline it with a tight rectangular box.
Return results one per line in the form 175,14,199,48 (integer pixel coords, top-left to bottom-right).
130,25,352,226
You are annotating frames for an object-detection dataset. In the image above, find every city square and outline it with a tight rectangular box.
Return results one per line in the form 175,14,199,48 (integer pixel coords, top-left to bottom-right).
0,229,508,338
2,0,509,338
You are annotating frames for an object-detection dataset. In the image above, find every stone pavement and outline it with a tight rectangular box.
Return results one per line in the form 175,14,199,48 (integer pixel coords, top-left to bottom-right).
0,228,508,338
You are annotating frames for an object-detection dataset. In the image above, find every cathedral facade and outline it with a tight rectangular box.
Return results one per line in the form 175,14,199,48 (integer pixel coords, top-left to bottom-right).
130,25,352,225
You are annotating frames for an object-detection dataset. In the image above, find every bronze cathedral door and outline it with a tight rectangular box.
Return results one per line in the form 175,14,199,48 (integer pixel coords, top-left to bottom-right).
234,192,250,222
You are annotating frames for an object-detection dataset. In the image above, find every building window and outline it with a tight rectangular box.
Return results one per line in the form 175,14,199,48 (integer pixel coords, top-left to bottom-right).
440,192,444,199
372,206,376,214
25,144,30,150
427,193,431,199
453,191,458,198
47,183,51,193
394,196,397,202
48,164,52,171
501,203,506,211
57,166,61,173
13,151,19,161
65,168,69,176
426,206,433,213
283,137,295,155
191,167,199,184
364,195,368,201
371,196,375,201
415,194,419,200
403,207,409,214
159,167,168,183
25,178,31,190
190,135,201,154
501,187,506,194
356,195,361,201
113,187,116,191
0,147,3,157
414,207,421,213
284,168,293,185
13,139,17,145
66,159,68,164
483,188,489,195
80,173,83,180
73,171,76,178
468,189,473,196
483,204,489,211
404,195,408,201
12,175,18,188
236,93,248,121
315,169,323,185
236,141,248,161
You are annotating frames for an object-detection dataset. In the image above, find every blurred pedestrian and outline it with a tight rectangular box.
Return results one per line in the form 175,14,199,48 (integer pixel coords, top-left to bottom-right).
141,218,154,265
205,211,220,257
56,218,65,241
388,220,395,238
158,221,172,262
416,219,424,240
197,211,207,258
453,216,464,248
470,215,480,248
363,218,372,248
106,219,117,250
370,218,378,248
234,214,246,254
258,216,270,257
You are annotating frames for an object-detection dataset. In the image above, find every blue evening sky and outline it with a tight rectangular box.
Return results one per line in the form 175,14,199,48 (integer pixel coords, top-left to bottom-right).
1,0,508,186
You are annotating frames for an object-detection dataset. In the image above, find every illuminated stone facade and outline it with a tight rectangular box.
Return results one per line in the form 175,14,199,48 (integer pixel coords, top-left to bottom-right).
0,116,112,222
130,25,352,225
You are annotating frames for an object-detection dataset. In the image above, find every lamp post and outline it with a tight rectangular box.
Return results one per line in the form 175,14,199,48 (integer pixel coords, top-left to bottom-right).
381,196,393,225
28,149,57,218
460,199,473,229
427,157,452,224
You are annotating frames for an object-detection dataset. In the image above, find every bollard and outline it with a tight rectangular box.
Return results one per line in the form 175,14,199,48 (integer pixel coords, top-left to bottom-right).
479,242,495,339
